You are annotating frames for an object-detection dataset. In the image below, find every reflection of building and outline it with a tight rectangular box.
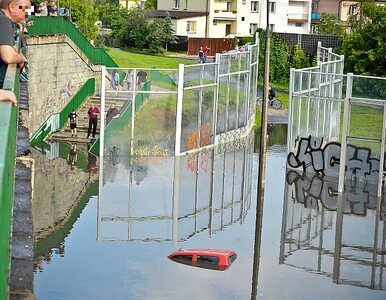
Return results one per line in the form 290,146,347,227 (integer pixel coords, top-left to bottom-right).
280,169,386,290
98,133,255,244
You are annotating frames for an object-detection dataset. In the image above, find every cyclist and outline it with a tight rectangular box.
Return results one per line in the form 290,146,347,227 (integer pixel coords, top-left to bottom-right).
268,84,276,106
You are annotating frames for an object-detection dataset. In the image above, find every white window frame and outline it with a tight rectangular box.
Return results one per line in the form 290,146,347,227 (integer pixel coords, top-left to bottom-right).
186,21,197,33
249,23,258,35
348,4,357,15
269,2,276,13
175,0,180,9
251,1,259,13
269,24,275,32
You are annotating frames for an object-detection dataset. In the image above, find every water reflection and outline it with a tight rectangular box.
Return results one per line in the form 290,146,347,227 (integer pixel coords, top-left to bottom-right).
280,169,386,290
31,141,99,271
98,134,255,244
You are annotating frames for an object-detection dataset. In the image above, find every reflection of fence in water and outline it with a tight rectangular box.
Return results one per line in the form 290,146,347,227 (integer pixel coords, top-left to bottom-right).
98,134,255,244
280,169,386,290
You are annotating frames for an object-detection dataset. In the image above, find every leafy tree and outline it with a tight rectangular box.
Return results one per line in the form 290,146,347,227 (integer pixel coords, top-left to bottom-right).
122,6,149,48
291,45,310,69
60,0,98,40
340,2,386,76
314,13,344,36
145,0,157,10
98,2,129,39
146,14,176,53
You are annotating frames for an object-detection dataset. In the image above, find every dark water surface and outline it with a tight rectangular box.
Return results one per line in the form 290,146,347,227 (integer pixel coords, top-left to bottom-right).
33,127,385,300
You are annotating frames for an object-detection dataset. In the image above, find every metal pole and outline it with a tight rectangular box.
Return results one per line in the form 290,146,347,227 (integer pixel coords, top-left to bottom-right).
252,1,270,298
338,73,353,192
175,64,185,156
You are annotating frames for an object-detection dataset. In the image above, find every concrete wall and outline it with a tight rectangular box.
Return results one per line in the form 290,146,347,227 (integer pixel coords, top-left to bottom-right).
25,36,100,137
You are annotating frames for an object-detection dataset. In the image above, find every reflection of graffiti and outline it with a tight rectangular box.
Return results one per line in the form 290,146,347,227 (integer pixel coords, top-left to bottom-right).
217,137,247,155
216,127,247,145
288,136,384,180
286,170,386,216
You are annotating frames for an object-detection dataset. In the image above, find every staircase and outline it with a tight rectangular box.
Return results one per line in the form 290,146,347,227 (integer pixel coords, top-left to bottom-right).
49,93,129,143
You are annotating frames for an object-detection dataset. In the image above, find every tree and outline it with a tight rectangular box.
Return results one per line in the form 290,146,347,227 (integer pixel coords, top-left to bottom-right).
340,2,386,76
98,2,129,39
122,7,149,48
145,0,157,10
60,0,99,40
291,45,310,69
314,13,344,36
146,14,176,53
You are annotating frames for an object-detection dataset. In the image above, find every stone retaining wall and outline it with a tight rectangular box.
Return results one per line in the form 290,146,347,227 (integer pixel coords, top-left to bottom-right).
25,36,101,137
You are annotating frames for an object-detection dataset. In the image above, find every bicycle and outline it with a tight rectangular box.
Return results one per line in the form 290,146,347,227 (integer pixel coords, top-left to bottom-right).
256,97,282,110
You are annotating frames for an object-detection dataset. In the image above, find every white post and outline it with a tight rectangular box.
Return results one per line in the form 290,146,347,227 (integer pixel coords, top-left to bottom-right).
131,69,137,155
100,66,106,158
338,73,353,193
175,64,185,156
287,68,295,153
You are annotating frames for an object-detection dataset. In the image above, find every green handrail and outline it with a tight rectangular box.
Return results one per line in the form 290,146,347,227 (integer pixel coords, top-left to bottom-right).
31,78,95,144
89,81,152,154
0,64,19,300
27,17,118,67
59,78,95,128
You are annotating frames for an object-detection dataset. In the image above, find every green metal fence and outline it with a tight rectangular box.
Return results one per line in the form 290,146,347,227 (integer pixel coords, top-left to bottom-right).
27,17,118,67
0,64,20,300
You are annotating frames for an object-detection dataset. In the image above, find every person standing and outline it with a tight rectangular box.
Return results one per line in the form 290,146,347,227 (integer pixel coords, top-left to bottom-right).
198,47,204,63
106,103,119,124
203,45,210,63
0,0,30,89
87,102,100,139
47,1,57,16
111,69,121,96
38,0,48,16
68,108,77,137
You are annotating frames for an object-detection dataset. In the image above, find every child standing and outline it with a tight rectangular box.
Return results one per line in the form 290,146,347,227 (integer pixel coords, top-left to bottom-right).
68,109,78,137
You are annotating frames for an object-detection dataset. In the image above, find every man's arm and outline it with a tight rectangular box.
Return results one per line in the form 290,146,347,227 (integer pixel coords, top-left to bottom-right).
0,45,26,68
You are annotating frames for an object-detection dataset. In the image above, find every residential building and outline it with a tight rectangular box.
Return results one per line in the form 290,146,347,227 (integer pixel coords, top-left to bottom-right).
153,0,312,38
311,0,386,32
119,0,146,9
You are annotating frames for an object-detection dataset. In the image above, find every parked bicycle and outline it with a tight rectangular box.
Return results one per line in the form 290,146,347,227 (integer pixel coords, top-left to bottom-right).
256,97,282,110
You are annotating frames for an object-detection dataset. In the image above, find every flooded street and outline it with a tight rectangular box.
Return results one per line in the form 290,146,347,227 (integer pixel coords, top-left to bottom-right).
32,126,385,300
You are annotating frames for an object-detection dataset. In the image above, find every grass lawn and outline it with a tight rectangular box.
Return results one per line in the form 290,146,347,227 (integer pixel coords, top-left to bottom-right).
106,48,193,69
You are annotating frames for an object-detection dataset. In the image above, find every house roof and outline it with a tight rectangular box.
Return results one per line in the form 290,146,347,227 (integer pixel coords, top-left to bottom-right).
146,10,208,19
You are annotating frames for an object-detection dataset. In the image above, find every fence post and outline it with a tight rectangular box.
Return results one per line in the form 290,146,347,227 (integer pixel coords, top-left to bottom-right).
287,68,295,153
175,64,185,156
338,73,353,193
99,66,106,158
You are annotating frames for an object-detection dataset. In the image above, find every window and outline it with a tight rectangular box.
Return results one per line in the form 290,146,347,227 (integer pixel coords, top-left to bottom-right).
241,16,245,21
249,23,258,35
348,4,357,15
196,255,219,270
170,255,192,266
174,0,180,9
226,2,231,12
186,21,197,33
213,19,217,25
269,24,275,31
295,23,302,27
269,2,276,13
251,1,259,12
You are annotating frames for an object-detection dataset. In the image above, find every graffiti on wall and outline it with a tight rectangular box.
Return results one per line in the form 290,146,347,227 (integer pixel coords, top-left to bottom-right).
286,170,386,216
186,122,211,172
287,136,385,180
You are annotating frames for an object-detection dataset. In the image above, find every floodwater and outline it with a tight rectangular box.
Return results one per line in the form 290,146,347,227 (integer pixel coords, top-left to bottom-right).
32,125,385,300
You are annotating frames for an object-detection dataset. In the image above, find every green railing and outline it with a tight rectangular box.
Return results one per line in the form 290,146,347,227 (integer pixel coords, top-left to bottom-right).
89,81,151,154
31,78,95,144
0,64,20,299
27,17,118,67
